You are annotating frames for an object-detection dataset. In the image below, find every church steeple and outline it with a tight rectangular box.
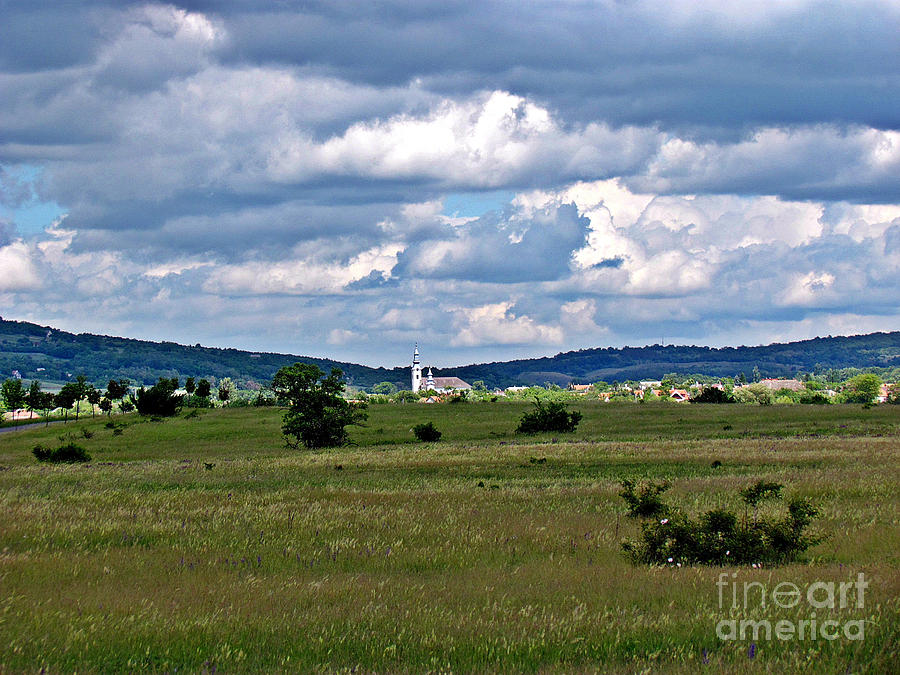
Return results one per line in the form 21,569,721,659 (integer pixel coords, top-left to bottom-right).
411,343,422,392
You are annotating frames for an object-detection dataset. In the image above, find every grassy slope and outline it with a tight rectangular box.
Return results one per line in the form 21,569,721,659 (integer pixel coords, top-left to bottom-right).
0,403,898,673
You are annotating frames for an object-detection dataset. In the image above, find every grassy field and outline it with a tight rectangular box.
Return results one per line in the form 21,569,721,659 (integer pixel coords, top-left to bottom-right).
0,402,898,673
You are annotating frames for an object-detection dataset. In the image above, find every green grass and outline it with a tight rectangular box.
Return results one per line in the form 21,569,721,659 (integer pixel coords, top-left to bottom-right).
0,403,898,673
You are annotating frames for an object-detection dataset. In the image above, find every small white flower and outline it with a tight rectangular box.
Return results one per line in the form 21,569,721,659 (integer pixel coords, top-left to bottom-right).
667,557,674,563
726,550,731,556
660,518,669,524
677,562,682,567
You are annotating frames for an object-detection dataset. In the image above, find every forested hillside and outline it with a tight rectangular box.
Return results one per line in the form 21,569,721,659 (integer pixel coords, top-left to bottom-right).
0,318,398,389
446,333,900,387
1,317,898,390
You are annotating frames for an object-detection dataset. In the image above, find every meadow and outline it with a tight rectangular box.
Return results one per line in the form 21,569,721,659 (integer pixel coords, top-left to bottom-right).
0,402,898,673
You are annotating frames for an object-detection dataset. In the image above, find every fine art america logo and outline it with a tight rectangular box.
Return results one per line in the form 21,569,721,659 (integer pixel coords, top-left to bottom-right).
716,572,868,642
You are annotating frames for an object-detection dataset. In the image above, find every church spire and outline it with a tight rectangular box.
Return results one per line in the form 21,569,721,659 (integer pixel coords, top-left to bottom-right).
411,343,422,392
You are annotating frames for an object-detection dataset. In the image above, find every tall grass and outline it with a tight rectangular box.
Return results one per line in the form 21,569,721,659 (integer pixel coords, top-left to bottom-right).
0,403,897,672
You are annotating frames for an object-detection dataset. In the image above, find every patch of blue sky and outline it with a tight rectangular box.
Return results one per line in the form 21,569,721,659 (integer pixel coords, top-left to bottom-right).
9,201,66,236
442,190,516,218
0,164,66,236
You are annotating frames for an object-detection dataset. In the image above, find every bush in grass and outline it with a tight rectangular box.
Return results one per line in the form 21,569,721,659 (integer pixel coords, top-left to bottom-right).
413,421,442,442
689,387,734,404
515,398,582,434
33,443,91,463
799,390,832,404
621,479,822,566
619,479,671,517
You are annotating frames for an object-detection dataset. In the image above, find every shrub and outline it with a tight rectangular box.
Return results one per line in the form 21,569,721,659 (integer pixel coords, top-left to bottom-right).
799,390,832,404
690,388,734,403
413,421,442,442
619,479,671,518
621,480,822,566
33,443,91,463
183,394,214,409
515,399,582,434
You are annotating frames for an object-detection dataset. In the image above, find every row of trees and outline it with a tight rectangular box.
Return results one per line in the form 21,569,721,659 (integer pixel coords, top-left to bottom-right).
0,374,241,423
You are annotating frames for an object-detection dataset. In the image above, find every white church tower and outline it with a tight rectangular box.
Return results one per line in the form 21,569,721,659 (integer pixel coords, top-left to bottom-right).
411,343,422,393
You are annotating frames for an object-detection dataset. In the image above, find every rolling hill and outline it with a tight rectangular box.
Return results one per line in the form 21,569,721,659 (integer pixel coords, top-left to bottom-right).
1,317,898,390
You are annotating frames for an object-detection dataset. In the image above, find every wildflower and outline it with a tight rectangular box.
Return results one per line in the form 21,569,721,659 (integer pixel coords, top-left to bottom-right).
748,643,756,659
660,518,669,524
667,557,674,563
726,550,730,556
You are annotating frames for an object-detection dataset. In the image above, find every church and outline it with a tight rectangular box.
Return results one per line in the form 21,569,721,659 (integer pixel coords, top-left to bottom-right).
411,344,472,394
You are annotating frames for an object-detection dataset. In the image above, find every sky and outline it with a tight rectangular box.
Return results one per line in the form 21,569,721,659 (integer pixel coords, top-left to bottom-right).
1,1,899,368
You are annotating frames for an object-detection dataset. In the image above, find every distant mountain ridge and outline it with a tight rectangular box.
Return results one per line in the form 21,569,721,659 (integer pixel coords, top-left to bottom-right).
1,317,899,390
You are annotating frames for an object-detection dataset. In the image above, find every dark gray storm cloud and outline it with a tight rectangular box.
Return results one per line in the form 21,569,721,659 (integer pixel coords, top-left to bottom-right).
187,0,900,133
1,1,899,363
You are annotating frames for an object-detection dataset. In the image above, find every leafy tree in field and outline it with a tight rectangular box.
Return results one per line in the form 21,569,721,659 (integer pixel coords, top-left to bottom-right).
99,397,113,415
185,377,196,395
271,363,367,449
86,387,101,417
372,381,398,395
106,378,130,403
25,381,55,421
55,384,79,423
887,384,900,405
733,383,774,405
132,377,183,416
195,378,212,399
1,378,26,411
217,377,233,405
60,375,92,421
843,373,882,404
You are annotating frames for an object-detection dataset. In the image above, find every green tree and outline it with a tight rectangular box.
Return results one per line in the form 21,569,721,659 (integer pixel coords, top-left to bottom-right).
105,379,130,415
843,373,882,404
733,382,774,405
195,378,212,398
55,384,79,423
25,381,55,422
133,377,183,416
372,381,398,395
106,378,130,402
218,377,233,405
184,377,196,395
271,363,367,449
86,387,101,417
1,378,26,411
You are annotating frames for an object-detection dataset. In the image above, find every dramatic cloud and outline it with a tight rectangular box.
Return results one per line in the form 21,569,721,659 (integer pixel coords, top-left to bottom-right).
1,1,899,365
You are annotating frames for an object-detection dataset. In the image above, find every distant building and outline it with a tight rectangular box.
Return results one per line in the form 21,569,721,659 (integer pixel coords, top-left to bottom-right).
758,379,804,392
411,345,471,394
